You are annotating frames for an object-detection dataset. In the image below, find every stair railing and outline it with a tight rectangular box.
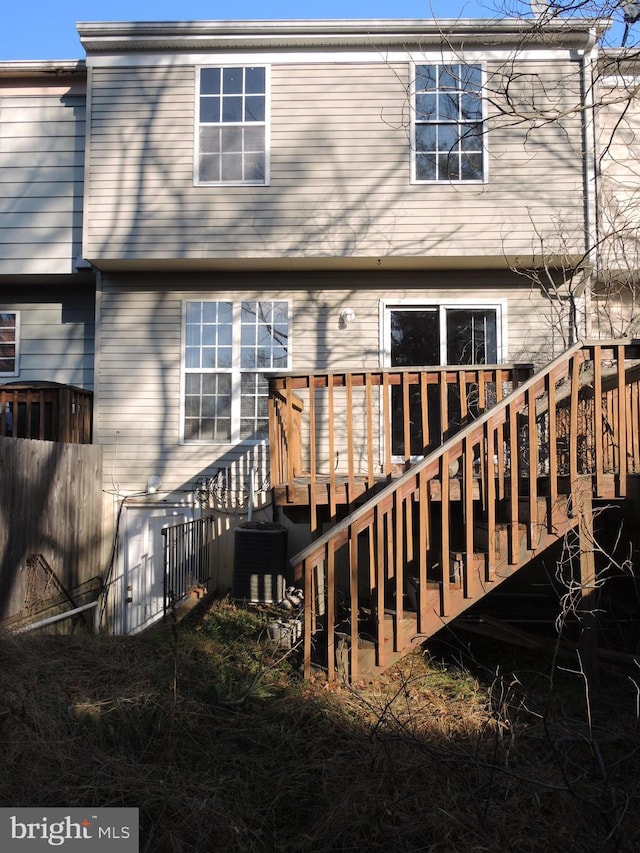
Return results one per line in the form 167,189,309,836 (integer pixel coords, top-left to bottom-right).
290,340,640,681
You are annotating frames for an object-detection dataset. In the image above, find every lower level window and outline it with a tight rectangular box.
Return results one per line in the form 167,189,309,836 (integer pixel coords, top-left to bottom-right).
0,312,19,376
183,300,289,442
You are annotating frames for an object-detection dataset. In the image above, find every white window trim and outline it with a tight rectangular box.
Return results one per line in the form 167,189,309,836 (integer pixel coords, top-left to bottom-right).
379,298,507,463
194,64,271,187
410,61,488,186
0,310,20,377
180,298,290,445
379,298,508,367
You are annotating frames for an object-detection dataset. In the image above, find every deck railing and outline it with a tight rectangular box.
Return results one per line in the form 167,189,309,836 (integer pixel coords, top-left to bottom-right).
269,364,533,528
289,340,640,681
0,382,93,443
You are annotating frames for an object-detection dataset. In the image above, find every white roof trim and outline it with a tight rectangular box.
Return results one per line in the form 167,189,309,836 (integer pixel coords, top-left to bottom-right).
77,17,608,55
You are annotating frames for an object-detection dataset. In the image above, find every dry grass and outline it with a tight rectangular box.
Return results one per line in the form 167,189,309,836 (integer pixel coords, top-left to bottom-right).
1,599,639,852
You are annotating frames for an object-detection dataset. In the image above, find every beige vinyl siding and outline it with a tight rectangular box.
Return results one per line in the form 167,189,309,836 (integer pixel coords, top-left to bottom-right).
96,270,564,497
84,55,586,266
592,76,640,337
0,283,95,389
0,88,86,275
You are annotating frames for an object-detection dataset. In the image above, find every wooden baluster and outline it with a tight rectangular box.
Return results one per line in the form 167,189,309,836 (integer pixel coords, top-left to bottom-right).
405,493,414,564
570,356,580,489
463,434,474,599
418,468,429,634
285,378,295,487
527,387,538,551
402,372,411,465
368,523,376,602
386,503,394,583
375,505,386,669
547,369,559,533
420,372,429,453
478,371,487,511
485,418,496,583
327,374,336,518
349,526,359,681
383,373,392,476
394,491,403,584
478,369,486,412
327,542,336,682
366,374,374,490
346,373,355,504
440,371,448,444
617,344,627,497
308,377,318,532
593,347,603,497
391,497,402,652
459,371,468,425
496,370,506,501
607,386,615,472
632,381,640,473
508,401,519,565
440,450,451,616
268,392,279,488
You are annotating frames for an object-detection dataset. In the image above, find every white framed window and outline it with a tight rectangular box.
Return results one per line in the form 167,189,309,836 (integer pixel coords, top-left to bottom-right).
183,300,289,443
196,65,269,185
381,300,505,457
412,63,485,183
382,301,504,367
0,311,19,376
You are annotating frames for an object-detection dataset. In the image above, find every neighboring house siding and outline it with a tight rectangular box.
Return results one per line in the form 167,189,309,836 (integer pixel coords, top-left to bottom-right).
0,283,95,389
84,54,585,266
96,270,560,496
0,80,86,275
593,73,640,338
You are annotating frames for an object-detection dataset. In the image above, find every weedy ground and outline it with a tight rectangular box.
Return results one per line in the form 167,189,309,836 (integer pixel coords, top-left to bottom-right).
1,598,639,852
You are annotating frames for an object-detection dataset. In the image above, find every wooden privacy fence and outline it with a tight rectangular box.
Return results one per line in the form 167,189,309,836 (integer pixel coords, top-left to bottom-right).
269,364,533,527
289,340,640,682
0,437,103,629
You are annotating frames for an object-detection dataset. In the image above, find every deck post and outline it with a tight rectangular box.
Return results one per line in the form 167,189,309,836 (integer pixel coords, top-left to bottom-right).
575,476,600,691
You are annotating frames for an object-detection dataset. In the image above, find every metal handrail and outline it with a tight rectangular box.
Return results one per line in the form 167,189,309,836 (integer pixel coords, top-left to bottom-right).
14,600,100,634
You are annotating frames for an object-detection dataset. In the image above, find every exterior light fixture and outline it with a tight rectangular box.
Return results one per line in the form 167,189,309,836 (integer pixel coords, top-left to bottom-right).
146,475,161,494
339,308,356,329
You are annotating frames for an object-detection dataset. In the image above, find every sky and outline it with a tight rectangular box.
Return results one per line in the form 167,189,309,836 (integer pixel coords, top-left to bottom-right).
0,0,633,61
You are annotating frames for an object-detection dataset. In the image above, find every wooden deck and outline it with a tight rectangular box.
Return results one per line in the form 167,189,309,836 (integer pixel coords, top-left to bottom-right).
269,341,640,682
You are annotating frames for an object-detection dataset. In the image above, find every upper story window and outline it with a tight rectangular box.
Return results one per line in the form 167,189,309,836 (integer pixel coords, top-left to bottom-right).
196,66,268,185
413,63,484,183
183,300,289,443
0,312,19,376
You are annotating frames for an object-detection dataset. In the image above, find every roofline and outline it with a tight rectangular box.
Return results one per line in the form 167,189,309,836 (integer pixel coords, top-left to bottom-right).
0,59,86,77
77,17,610,54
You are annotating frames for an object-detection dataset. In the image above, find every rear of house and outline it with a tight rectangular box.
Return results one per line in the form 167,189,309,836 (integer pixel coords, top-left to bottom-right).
77,19,599,630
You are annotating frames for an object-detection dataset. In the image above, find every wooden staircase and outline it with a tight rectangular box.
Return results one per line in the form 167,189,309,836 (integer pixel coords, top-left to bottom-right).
289,341,640,682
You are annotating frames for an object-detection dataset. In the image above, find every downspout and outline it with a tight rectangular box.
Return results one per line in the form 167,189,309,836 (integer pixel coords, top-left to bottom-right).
579,28,600,341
